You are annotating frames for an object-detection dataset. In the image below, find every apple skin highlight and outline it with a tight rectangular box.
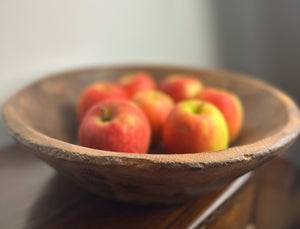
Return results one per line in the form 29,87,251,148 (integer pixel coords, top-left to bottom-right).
163,100,229,154
196,87,243,143
78,99,151,154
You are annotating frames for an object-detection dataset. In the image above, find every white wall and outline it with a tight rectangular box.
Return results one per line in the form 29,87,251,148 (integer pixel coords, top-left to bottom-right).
0,0,219,147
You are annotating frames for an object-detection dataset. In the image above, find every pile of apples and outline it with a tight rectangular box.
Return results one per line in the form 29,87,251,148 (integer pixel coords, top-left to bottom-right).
77,72,243,154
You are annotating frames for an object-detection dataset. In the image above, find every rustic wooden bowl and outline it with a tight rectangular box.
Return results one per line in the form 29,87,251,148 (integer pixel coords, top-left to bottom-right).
3,65,300,205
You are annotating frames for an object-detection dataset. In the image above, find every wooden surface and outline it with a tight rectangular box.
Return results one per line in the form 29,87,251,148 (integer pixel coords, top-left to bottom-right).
3,65,300,204
0,144,299,229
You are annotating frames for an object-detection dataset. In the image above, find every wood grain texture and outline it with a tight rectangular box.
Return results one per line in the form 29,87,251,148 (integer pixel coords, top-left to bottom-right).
3,65,300,204
254,155,295,229
0,144,255,229
1,144,298,229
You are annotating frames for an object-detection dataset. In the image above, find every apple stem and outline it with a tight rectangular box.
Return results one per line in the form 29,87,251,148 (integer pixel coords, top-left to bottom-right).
196,102,206,114
101,107,112,122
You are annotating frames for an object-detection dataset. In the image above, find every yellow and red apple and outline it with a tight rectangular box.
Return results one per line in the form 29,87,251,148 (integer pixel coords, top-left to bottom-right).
77,82,128,121
132,90,174,142
196,87,243,143
162,100,229,154
159,75,203,102
78,99,151,154
119,72,156,98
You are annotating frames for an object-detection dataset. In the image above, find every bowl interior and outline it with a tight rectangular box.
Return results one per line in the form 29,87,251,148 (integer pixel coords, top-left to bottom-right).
10,66,288,151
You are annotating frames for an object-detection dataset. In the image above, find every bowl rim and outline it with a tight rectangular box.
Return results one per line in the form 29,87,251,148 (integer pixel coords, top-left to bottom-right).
3,64,300,168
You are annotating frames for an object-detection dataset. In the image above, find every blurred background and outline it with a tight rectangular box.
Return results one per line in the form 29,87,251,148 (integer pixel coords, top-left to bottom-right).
0,0,299,159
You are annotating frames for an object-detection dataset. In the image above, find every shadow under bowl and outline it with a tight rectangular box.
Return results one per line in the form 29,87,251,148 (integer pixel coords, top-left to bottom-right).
3,65,300,205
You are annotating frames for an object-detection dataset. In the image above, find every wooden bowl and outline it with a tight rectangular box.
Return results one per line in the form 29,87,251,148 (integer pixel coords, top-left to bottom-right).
3,65,300,205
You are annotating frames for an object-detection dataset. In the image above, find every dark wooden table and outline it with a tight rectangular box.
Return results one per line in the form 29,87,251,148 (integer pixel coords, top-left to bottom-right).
0,144,299,229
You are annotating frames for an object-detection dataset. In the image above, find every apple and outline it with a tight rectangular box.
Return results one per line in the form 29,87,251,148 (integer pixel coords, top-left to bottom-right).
162,100,229,154
159,75,203,102
78,99,151,154
195,87,243,143
119,72,156,98
131,90,175,142
77,82,128,121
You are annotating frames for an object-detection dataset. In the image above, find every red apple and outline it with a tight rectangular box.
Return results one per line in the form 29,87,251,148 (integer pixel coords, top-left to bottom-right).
162,100,229,154
159,75,203,102
195,87,243,143
77,82,128,121
78,99,151,154
119,72,156,98
132,90,175,142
